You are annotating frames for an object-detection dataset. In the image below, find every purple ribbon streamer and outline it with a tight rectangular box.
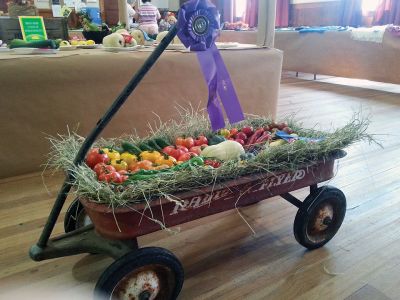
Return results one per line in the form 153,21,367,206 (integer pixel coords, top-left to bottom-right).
211,44,245,124
177,0,245,131
197,49,226,130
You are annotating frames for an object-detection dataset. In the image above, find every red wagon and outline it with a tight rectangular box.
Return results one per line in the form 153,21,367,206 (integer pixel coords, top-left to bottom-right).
32,150,347,299
29,14,347,300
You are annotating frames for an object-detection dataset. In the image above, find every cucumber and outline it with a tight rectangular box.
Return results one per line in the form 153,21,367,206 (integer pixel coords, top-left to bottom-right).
9,39,58,49
137,142,153,152
121,141,141,156
154,138,170,148
209,135,226,145
147,140,162,151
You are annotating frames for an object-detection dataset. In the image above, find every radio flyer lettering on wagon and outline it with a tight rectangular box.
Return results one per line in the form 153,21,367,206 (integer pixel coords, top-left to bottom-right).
19,16,47,42
170,169,306,215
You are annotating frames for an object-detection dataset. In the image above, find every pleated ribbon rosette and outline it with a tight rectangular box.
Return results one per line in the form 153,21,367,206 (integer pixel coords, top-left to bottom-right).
177,0,245,130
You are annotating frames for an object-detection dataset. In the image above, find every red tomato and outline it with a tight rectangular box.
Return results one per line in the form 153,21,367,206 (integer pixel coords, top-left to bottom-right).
277,122,288,130
176,137,195,149
178,152,198,162
86,150,110,169
88,148,100,155
176,145,189,153
118,170,129,181
194,135,208,146
98,172,112,182
163,145,188,160
110,171,123,183
269,122,278,129
136,160,154,170
205,159,221,168
236,132,247,141
93,163,116,176
235,139,245,146
175,137,185,147
282,127,294,134
229,128,239,138
241,126,254,137
189,146,202,155
162,146,175,156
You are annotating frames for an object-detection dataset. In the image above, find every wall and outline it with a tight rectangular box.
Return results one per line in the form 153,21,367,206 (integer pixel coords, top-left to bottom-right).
34,0,100,9
291,0,338,3
169,0,179,11
142,0,168,9
0,0,7,13
290,0,342,26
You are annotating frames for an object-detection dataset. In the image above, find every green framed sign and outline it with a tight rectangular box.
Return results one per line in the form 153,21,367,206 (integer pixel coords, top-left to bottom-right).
18,16,47,42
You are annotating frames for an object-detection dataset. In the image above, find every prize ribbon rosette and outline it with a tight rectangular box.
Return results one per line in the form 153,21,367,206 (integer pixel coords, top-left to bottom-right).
177,0,245,130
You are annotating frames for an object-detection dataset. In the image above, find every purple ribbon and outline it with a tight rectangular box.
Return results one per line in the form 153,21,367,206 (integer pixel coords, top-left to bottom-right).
177,0,244,130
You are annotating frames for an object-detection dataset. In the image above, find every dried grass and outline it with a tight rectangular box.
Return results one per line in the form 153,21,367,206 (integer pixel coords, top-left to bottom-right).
46,110,373,207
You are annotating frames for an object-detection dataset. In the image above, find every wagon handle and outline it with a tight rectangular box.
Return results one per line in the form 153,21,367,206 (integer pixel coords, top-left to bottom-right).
34,26,178,249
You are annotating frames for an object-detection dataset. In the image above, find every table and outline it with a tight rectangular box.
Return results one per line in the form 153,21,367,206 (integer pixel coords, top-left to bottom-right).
218,30,258,44
0,47,283,178
275,30,400,84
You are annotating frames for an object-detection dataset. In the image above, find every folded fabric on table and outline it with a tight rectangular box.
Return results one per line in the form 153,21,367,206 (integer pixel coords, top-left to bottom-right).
387,25,400,37
298,26,348,34
275,26,347,33
350,26,386,43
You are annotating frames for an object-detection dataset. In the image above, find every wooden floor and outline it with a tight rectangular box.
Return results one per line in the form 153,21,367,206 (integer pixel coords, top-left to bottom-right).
1,73,400,300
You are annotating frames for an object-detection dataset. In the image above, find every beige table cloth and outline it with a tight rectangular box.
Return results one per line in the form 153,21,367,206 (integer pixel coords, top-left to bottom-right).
0,47,283,178
218,31,258,45
275,30,400,84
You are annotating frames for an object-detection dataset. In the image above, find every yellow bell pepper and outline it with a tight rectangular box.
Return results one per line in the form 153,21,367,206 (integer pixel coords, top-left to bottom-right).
120,152,137,165
219,128,230,138
111,159,128,171
155,155,177,167
102,148,120,161
139,151,162,163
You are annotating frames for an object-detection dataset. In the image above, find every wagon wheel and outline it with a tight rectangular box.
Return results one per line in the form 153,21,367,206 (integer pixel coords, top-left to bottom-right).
95,247,184,300
294,186,346,250
64,198,92,233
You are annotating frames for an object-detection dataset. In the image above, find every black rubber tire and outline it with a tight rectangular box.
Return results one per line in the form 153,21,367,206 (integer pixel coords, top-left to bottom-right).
95,247,184,300
64,198,92,233
294,186,346,250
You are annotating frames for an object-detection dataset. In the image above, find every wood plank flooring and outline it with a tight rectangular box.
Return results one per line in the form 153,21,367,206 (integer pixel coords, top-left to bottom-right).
1,73,399,300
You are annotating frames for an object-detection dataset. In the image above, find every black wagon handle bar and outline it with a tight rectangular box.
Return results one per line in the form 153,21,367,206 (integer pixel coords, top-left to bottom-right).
36,26,179,248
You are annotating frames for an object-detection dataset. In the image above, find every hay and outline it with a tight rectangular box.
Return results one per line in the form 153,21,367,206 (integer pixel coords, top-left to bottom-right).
47,111,373,207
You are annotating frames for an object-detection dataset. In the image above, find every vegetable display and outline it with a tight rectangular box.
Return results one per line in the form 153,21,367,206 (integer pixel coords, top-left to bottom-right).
48,112,370,206
82,122,317,184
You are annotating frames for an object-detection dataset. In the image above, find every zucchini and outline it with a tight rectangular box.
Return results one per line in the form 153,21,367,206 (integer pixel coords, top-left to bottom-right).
9,39,58,49
121,141,141,156
147,140,162,151
208,135,226,145
137,142,153,152
154,138,170,148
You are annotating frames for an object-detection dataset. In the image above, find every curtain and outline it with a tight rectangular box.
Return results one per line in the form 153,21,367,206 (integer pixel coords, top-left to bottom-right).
340,0,363,27
275,0,289,27
374,0,400,25
218,0,235,23
244,0,258,28
257,0,276,47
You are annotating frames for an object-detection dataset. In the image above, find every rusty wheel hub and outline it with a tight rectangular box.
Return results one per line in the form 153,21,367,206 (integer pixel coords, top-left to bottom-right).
112,269,160,300
306,202,336,243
